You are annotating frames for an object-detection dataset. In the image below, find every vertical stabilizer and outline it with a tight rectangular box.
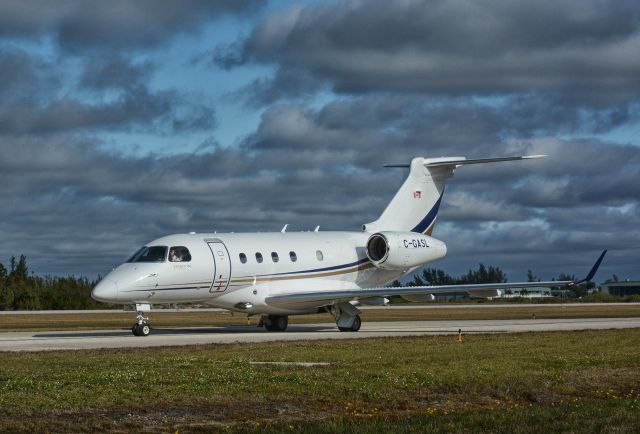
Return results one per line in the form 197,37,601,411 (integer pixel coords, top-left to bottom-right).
363,157,458,234
362,155,545,234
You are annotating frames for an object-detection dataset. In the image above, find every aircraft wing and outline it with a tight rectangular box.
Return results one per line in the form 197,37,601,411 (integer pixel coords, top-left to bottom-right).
265,250,607,307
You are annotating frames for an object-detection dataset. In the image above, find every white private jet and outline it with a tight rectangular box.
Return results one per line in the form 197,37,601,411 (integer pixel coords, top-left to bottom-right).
91,155,606,336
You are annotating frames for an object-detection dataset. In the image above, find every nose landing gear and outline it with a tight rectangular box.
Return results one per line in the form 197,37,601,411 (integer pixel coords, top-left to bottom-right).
132,304,151,336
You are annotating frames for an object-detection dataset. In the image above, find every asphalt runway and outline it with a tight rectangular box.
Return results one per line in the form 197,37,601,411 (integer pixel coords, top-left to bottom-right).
1,317,639,351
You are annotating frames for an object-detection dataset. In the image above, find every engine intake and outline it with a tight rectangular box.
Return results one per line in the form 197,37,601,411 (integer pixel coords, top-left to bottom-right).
365,231,447,270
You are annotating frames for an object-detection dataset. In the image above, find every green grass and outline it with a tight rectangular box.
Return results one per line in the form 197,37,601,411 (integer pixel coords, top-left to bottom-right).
234,400,640,434
1,329,640,432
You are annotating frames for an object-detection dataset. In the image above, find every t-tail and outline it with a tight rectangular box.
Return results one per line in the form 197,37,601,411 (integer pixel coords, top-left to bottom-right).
363,155,546,234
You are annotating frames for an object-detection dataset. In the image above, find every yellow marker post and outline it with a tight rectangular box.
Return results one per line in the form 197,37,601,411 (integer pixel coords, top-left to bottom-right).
457,328,463,342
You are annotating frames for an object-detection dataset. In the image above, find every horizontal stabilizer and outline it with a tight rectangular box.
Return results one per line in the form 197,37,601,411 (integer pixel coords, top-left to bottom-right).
424,155,547,168
384,155,546,168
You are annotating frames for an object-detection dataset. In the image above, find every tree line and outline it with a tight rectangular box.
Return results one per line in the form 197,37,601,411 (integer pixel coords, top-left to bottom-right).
0,255,104,310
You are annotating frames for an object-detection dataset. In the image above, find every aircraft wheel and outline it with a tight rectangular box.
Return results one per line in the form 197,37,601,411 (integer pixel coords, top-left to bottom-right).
274,315,288,331
132,324,140,336
350,315,361,332
139,323,151,336
338,315,361,332
265,315,288,332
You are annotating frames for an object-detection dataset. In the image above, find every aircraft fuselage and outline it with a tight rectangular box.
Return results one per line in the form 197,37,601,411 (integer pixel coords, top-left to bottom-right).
92,231,436,315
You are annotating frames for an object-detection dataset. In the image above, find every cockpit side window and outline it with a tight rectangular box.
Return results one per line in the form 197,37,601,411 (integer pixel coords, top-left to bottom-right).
128,246,168,263
126,247,146,263
169,246,192,262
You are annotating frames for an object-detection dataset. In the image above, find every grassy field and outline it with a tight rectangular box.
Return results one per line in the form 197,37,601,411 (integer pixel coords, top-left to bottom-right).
1,304,640,332
0,329,639,432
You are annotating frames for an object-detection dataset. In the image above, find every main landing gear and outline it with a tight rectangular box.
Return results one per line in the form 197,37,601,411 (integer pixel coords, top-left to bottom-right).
260,315,289,332
132,304,151,336
333,302,362,332
338,314,361,332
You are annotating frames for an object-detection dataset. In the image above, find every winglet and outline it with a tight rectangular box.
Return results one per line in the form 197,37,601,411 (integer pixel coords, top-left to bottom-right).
573,250,607,285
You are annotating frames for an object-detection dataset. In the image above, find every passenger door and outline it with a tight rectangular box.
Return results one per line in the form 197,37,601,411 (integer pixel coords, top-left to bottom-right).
207,241,231,293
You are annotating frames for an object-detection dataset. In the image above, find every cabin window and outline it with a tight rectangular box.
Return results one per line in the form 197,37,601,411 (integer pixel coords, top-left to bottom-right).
316,250,324,261
169,246,191,262
128,246,167,263
271,252,279,263
289,251,297,262
239,253,247,264
255,252,263,263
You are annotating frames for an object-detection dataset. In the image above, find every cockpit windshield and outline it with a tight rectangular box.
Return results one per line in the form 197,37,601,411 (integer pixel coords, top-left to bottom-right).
126,246,168,263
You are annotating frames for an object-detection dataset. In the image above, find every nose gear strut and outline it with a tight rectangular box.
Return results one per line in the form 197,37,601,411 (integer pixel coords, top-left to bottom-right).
132,303,151,336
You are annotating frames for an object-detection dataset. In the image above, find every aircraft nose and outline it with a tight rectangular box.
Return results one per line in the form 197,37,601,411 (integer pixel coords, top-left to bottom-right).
92,279,118,303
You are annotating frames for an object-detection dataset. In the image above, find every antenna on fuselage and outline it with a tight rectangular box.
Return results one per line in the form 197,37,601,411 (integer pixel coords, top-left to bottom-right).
281,224,289,233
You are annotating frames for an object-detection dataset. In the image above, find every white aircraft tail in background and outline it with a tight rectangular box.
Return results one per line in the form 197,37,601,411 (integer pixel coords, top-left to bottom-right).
91,154,605,336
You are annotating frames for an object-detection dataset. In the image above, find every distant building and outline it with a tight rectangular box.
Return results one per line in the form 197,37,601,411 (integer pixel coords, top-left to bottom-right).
550,288,571,299
500,287,552,298
600,281,640,297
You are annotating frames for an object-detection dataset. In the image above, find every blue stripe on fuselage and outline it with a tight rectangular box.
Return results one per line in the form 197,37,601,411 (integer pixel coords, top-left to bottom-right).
236,257,370,279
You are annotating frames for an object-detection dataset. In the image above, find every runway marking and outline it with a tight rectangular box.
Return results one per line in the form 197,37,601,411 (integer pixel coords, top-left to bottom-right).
249,361,330,367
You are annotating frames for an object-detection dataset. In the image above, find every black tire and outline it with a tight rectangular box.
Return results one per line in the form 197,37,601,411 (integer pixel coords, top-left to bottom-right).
350,315,361,332
265,315,288,332
274,315,288,331
139,324,151,336
132,324,140,336
338,315,361,332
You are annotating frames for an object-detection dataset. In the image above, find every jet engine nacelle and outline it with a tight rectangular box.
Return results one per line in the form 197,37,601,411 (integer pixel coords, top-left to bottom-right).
365,231,447,270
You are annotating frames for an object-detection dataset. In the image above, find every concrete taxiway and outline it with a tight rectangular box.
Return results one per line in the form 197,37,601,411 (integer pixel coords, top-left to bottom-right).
1,317,639,351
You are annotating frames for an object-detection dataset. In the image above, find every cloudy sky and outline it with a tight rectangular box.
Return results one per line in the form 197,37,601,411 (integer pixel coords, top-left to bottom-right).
1,0,639,282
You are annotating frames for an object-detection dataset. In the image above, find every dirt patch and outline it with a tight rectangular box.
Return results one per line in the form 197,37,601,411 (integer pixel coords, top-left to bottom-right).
0,398,338,433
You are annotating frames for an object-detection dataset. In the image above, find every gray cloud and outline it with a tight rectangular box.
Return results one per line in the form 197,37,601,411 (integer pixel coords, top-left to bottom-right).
0,47,59,100
221,0,640,105
0,0,261,52
1,0,639,284
233,67,323,107
0,50,216,135
0,89,205,135
3,124,638,280
80,56,154,91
